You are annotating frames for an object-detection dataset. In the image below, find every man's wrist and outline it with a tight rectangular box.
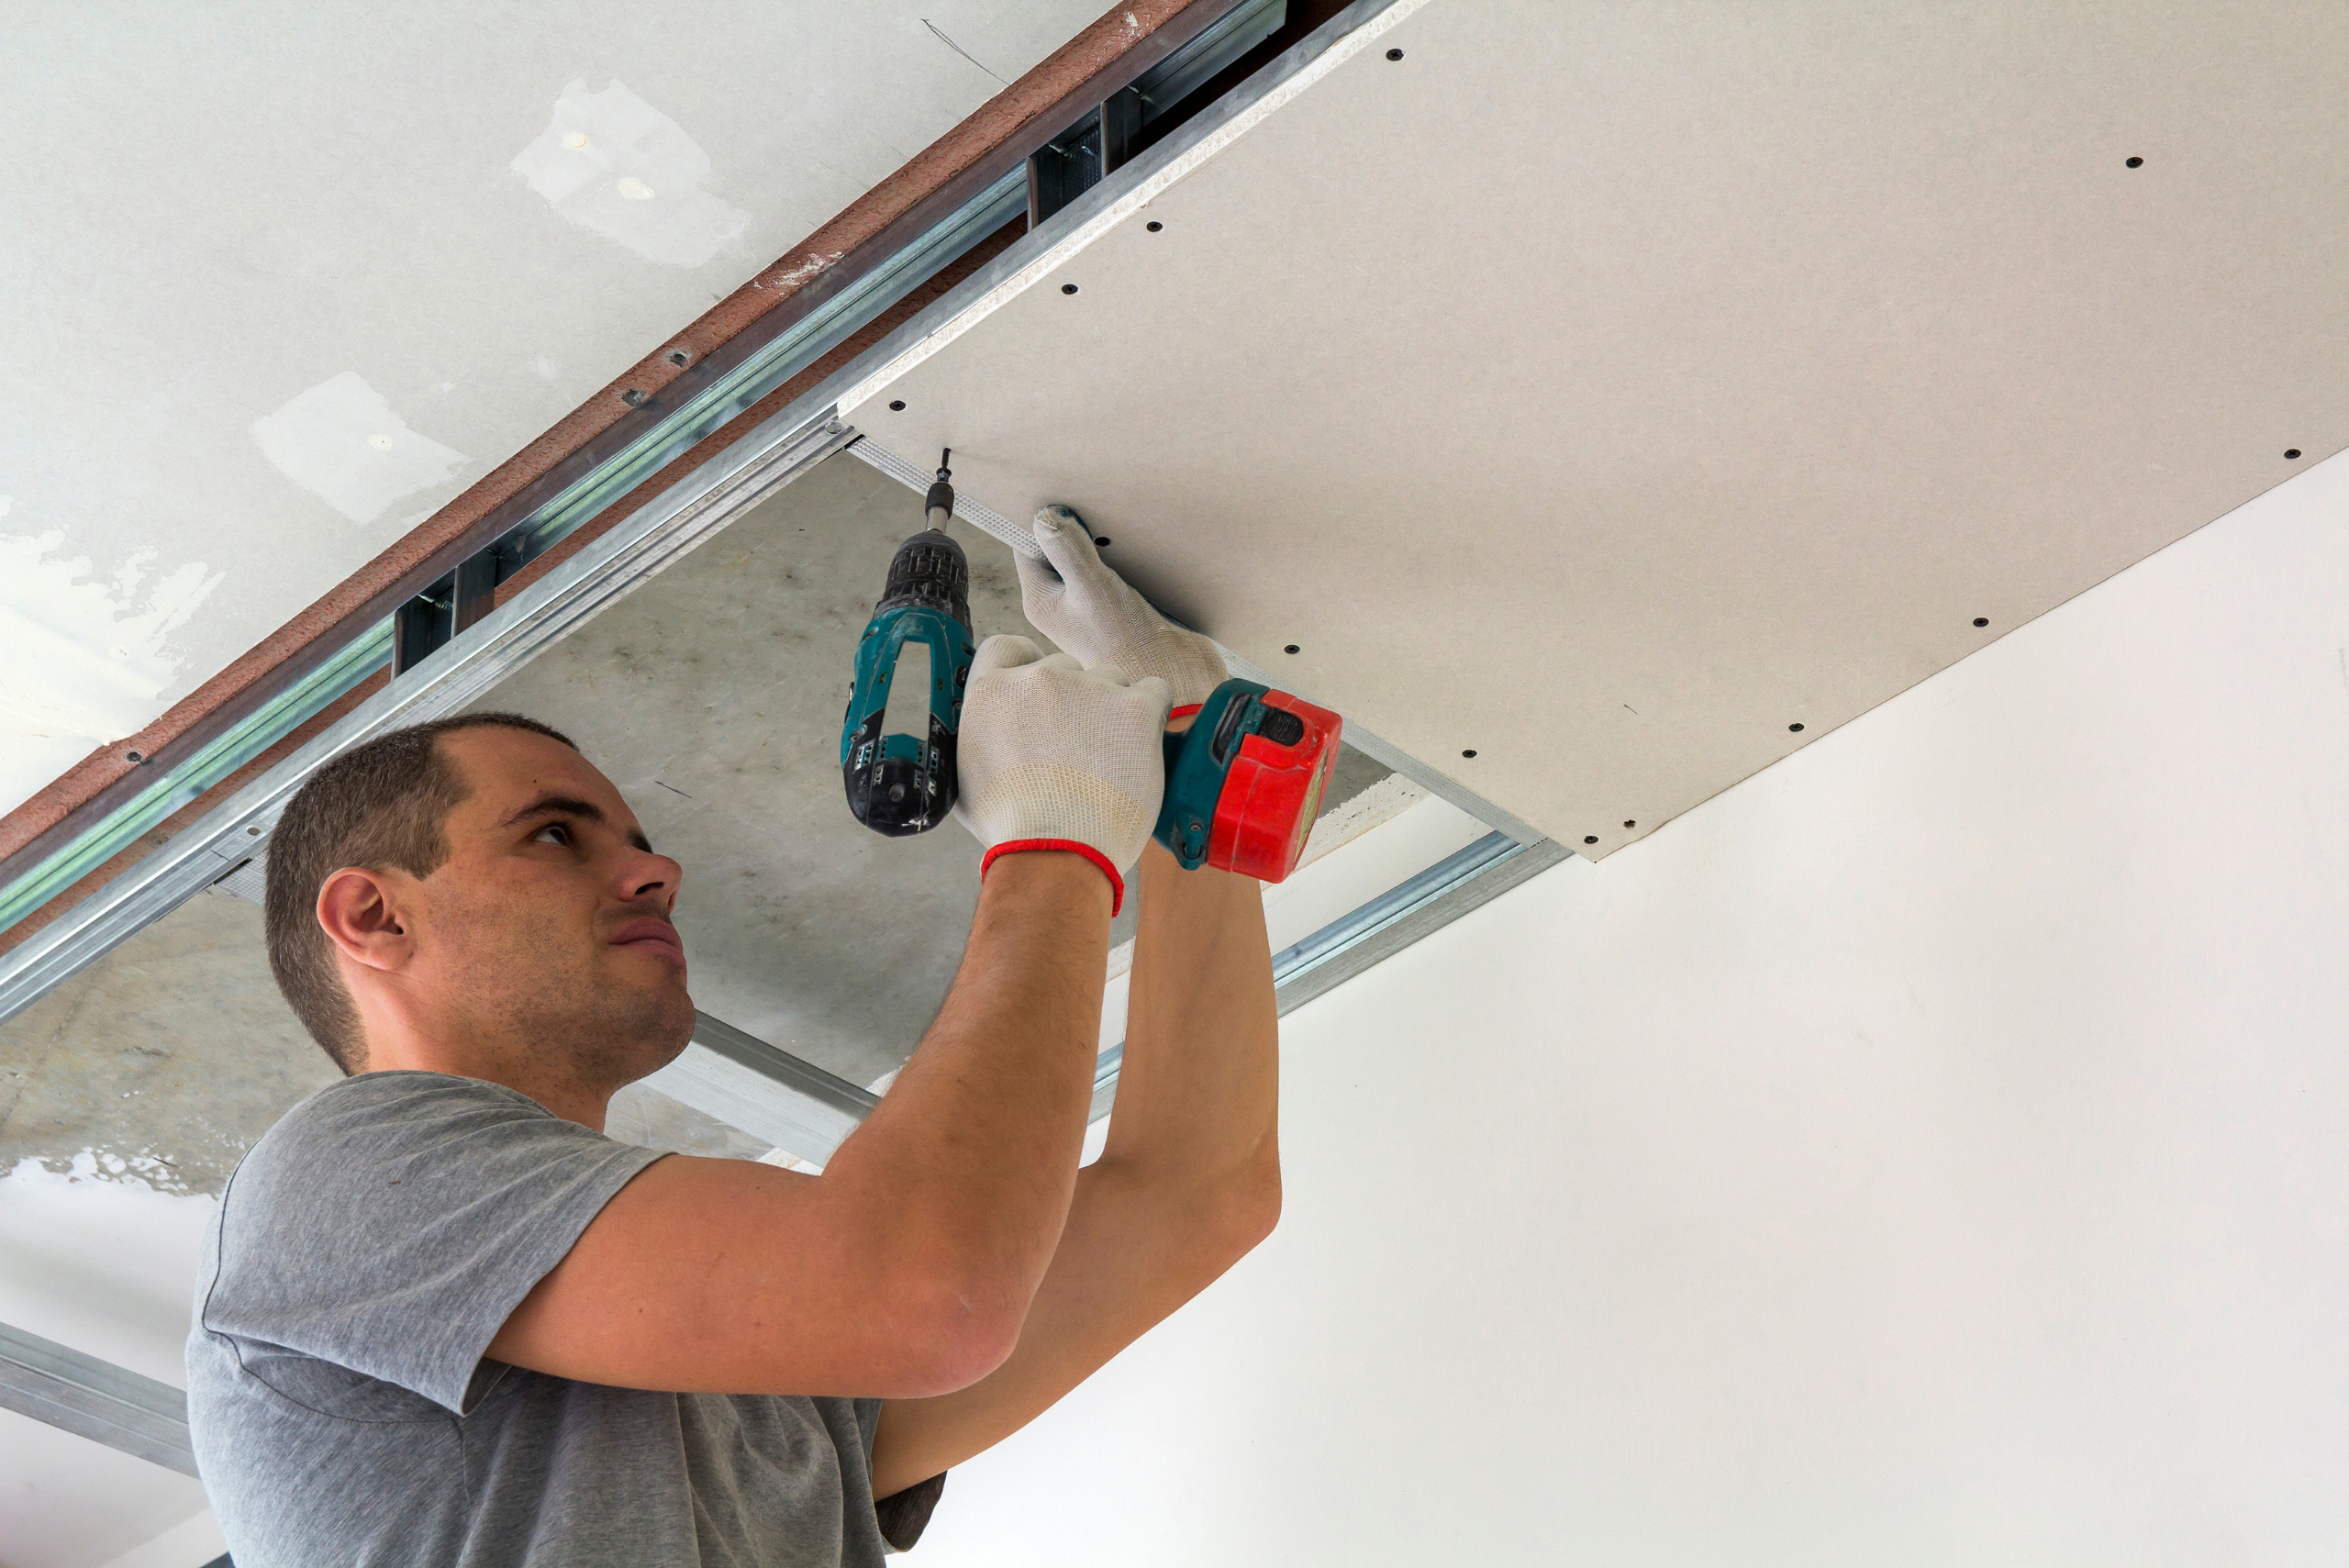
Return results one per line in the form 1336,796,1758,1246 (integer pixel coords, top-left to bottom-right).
979,841,1123,917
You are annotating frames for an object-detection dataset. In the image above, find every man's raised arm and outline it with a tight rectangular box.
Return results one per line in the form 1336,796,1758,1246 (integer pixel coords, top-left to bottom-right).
864,509,1285,1493
487,637,1172,1399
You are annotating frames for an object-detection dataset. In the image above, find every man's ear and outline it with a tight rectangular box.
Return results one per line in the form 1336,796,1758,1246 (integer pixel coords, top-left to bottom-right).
316,866,417,974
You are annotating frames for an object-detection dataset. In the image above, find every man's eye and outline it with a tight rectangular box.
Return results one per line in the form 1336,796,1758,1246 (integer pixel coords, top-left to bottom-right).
532,823,571,847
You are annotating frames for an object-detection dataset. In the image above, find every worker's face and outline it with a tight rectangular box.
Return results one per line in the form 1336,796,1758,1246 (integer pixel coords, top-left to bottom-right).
417,727,693,1089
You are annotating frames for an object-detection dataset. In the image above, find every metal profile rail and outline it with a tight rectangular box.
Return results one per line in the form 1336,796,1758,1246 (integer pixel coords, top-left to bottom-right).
0,413,859,1021
0,1321,199,1477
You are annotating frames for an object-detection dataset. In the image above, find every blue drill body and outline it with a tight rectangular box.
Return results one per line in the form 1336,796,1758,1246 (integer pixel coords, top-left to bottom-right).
841,457,974,836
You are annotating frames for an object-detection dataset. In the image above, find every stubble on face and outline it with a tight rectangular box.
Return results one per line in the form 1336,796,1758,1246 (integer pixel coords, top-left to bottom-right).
425,731,696,1100
432,873,691,1096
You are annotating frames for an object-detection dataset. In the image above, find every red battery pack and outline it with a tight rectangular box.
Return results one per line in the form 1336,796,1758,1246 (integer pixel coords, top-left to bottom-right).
1207,691,1343,884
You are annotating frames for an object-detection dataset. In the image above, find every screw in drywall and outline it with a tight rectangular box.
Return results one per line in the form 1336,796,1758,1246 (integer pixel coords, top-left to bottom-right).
1788,722,1805,732
1583,834,1598,844
247,826,261,836
1386,48,1405,61
1094,536,1111,547
2285,449,2302,460
621,389,648,406
1146,221,1164,232
2126,156,2144,168
1974,616,1989,627
1284,644,1300,654
1062,283,1080,295
1623,819,1636,828
889,400,907,412
1462,749,1477,758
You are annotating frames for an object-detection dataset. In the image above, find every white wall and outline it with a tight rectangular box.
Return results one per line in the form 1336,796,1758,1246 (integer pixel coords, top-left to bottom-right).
910,450,2349,1566
0,1159,217,1568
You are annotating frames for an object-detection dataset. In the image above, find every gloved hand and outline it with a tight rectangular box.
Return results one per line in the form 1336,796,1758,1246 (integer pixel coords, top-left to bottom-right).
1017,506,1229,714
953,633,1172,915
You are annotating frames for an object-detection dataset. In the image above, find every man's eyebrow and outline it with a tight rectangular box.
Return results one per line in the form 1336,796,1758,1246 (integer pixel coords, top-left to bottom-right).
499,794,657,853
500,794,605,829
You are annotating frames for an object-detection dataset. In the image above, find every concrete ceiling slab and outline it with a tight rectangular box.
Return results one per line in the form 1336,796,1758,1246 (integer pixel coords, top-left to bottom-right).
844,0,2349,855
464,450,1026,1085
465,449,1403,1086
0,0,1115,812
0,450,1438,1195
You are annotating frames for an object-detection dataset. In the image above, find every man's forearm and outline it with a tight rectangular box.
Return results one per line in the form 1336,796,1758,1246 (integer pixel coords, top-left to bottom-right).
821,851,1112,1335
867,841,1282,1494
1108,841,1281,1183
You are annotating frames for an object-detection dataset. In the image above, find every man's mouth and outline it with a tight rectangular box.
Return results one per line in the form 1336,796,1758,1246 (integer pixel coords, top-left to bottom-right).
608,917,686,967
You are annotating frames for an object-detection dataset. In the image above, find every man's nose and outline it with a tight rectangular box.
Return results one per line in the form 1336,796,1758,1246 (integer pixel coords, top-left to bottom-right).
618,849,685,906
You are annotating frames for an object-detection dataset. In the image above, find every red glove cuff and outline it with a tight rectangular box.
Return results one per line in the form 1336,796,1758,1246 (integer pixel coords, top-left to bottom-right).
980,839,1126,917
1168,702,1204,721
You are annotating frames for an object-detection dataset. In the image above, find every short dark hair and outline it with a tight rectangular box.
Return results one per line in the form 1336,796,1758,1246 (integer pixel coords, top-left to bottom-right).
264,712,577,1073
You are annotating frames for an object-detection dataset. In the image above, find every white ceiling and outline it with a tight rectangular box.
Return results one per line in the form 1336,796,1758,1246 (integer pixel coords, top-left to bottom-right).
0,0,1112,815
854,0,2349,854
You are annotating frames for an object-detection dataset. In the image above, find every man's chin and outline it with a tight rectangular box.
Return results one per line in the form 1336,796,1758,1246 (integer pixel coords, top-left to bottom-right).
618,988,698,1084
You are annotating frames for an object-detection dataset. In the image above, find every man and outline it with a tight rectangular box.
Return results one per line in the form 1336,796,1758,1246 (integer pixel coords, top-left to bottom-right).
187,512,1281,1564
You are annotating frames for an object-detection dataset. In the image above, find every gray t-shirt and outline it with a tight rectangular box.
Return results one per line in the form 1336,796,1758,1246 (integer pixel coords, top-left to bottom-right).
187,1071,942,1566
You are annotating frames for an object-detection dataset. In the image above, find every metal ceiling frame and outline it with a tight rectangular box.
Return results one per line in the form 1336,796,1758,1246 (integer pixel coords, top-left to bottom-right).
0,0,1563,1167
0,1321,199,1477
0,0,1273,940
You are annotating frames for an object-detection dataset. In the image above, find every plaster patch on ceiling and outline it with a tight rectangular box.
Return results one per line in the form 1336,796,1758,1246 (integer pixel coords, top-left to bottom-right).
0,502,223,811
511,78,751,268
249,371,469,526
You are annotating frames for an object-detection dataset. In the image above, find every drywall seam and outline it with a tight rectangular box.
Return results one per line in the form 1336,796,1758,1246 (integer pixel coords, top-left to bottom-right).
831,0,1433,417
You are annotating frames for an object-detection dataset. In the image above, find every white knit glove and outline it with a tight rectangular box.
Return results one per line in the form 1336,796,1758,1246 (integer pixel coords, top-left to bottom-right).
1017,506,1229,713
953,634,1172,915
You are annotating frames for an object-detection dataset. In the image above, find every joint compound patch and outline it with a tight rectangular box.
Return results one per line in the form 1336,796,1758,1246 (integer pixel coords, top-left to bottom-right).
511,79,750,268
250,372,468,526
0,498,223,811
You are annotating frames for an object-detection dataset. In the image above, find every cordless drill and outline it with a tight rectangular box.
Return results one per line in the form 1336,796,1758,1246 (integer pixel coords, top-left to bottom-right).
840,453,974,836
841,456,1342,883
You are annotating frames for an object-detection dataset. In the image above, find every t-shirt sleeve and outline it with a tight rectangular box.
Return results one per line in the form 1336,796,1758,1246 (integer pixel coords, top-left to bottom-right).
201,1071,665,1414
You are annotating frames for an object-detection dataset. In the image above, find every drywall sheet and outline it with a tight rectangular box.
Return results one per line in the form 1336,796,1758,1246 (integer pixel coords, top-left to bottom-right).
845,0,2349,855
